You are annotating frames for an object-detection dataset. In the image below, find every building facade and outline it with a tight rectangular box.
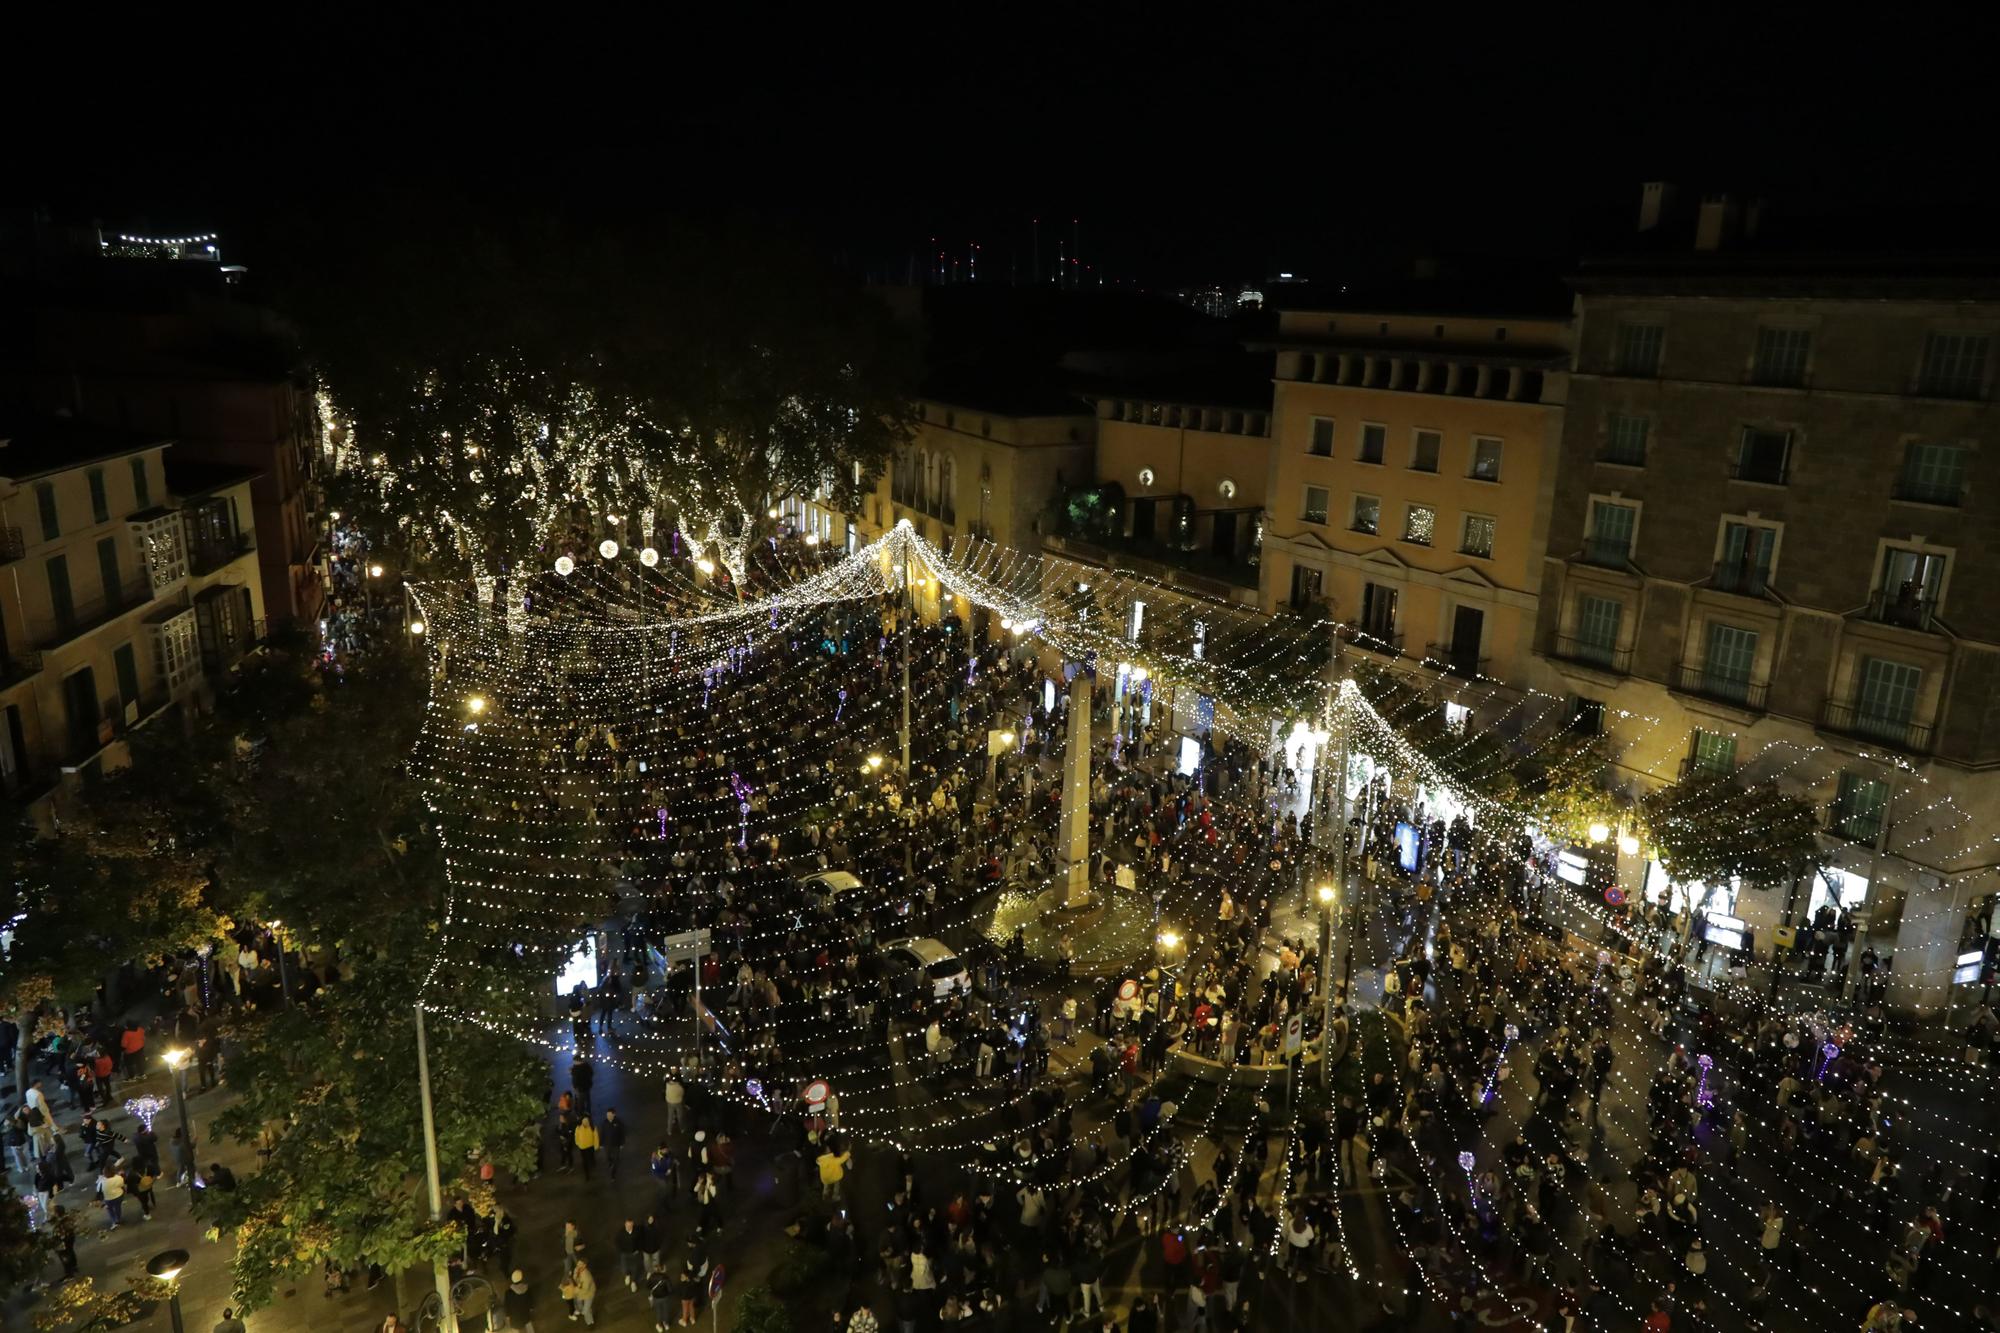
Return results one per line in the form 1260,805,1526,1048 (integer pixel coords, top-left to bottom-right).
1259,302,1570,688
0,418,265,807
1540,236,2000,1013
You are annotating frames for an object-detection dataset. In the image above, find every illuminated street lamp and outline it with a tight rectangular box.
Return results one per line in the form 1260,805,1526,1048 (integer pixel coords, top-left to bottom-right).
368,563,384,579
160,1050,195,1196
466,695,488,715
148,1249,191,1333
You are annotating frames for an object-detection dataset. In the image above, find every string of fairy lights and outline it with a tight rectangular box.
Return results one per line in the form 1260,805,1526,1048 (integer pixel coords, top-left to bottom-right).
400,517,1997,1310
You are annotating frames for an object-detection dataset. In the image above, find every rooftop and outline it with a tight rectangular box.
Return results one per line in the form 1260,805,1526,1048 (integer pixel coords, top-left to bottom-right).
1266,272,1574,321
0,414,168,482
166,459,264,497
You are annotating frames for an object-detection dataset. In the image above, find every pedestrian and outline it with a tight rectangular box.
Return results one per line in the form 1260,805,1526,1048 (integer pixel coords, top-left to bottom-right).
212,1308,247,1333
618,1218,645,1291
602,1108,626,1179
502,1269,535,1333
568,1255,598,1326
97,1165,126,1229
817,1140,851,1202
575,1115,599,1180
677,1260,701,1327
663,1073,686,1135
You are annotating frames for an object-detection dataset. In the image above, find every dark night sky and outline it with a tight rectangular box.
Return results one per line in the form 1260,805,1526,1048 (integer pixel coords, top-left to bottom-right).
9,18,1992,290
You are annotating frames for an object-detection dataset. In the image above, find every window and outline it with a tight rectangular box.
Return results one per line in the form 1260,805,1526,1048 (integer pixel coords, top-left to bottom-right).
113,642,140,712
1308,418,1334,456
1575,595,1623,665
35,484,58,541
1896,442,1967,505
1734,427,1792,484
1461,514,1496,559
1470,437,1503,481
88,469,109,524
1301,486,1329,525
1615,321,1664,376
1716,521,1777,595
1570,697,1605,735
151,608,201,693
129,460,148,509
1919,332,1990,398
1585,499,1638,566
1350,494,1380,535
1751,327,1812,387
1690,729,1736,775
1876,546,1947,627
1289,564,1323,610
1832,771,1889,842
1359,423,1386,464
1702,623,1760,703
1856,657,1922,736
1360,582,1398,639
1603,413,1649,466
1410,430,1441,472
1401,504,1435,546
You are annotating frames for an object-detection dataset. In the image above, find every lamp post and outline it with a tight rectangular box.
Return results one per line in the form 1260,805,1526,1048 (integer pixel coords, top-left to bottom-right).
413,1003,459,1332
161,1048,195,1194
1317,882,1338,1086
268,920,292,1007
147,1248,190,1333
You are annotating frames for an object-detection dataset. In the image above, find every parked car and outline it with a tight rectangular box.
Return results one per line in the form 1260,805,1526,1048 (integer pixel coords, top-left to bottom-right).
800,870,868,915
884,937,972,1000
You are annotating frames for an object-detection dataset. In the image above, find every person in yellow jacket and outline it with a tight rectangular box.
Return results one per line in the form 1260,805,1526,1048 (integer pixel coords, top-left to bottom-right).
575,1115,600,1181
816,1140,851,1201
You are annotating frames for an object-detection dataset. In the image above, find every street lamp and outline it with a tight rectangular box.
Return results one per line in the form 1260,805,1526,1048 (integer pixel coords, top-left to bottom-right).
161,1050,195,1195
148,1249,191,1333
269,920,292,1006
368,563,384,579
408,619,426,636
1316,883,1339,1086
696,558,716,575
1588,821,1611,844
465,695,487,716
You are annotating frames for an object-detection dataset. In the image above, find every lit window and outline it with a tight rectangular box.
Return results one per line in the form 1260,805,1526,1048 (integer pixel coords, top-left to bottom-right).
1402,504,1435,546
1461,514,1495,558
1470,438,1503,481
1350,495,1379,535
1301,486,1329,525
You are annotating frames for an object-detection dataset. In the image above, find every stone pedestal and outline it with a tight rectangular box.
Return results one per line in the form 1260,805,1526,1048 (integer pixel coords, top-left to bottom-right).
1056,673,1094,907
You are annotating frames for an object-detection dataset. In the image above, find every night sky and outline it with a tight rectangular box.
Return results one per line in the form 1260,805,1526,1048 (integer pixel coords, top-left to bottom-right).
8,20,1991,290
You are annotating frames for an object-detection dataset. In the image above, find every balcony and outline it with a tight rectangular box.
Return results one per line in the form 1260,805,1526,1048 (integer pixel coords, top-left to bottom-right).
1866,588,1938,632
1710,560,1771,597
1552,634,1630,674
1826,800,1885,844
1580,536,1633,570
188,530,256,577
1892,476,1963,507
1820,698,1933,754
0,526,22,564
1,650,42,687
1341,625,1403,658
1671,662,1769,711
34,573,155,652
1426,642,1488,678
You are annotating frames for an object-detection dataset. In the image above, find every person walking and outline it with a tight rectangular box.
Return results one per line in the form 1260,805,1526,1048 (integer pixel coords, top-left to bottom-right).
663,1074,686,1136
618,1218,645,1291
96,1165,127,1229
601,1109,626,1179
501,1269,535,1332
568,1255,598,1326
212,1308,247,1333
575,1115,600,1181
817,1140,851,1202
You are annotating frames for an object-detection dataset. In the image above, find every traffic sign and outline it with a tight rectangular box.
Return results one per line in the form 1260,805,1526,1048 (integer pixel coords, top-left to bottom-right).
1283,1012,1304,1057
709,1264,726,1300
663,928,713,964
1117,979,1139,1002
802,1079,830,1107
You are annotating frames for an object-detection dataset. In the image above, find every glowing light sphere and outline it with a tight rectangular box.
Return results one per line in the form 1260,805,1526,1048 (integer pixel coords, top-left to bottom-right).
1588,821,1611,843
466,695,487,715
598,540,620,559
697,558,716,575
554,555,575,576
639,547,660,567
409,620,426,636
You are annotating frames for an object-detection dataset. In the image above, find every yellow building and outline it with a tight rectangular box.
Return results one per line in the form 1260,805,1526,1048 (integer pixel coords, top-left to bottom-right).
1257,295,1570,686
0,417,266,807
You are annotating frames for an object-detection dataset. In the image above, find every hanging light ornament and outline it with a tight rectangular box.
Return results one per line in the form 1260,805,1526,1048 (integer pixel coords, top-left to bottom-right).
599,539,620,559
640,547,660,567
554,555,575,576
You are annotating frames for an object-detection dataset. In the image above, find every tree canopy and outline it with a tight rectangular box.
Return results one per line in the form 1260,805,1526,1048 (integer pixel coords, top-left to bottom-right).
274,197,917,577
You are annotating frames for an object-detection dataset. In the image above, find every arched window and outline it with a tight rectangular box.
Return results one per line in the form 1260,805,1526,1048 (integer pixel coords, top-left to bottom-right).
938,455,955,523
